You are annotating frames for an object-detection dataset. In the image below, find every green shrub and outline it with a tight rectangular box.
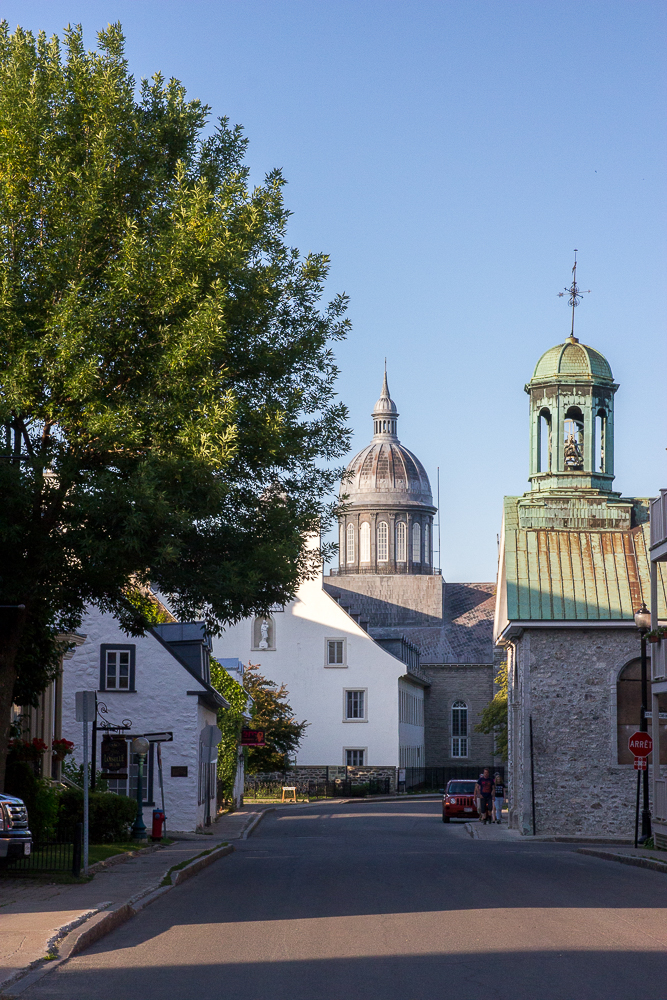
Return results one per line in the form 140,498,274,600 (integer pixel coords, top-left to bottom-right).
58,788,138,842
4,760,60,841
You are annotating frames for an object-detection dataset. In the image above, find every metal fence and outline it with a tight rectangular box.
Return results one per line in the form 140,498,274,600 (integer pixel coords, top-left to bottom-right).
2,823,83,877
402,766,505,792
244,777,391,800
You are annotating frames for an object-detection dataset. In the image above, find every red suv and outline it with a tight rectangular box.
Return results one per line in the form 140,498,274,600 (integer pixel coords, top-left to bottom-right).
442,779,478,822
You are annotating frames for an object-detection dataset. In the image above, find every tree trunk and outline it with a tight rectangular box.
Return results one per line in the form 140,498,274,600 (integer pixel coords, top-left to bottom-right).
0,610,26,792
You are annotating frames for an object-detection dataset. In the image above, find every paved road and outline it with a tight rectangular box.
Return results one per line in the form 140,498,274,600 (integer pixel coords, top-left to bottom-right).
17,800,667,1000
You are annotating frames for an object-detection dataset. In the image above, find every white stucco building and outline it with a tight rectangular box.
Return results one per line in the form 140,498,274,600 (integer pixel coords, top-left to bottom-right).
61,608,227,833
212,562,426,770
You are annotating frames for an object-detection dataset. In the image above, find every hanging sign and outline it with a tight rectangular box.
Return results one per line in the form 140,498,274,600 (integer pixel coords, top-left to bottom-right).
241,728,266,747
101,736,128,772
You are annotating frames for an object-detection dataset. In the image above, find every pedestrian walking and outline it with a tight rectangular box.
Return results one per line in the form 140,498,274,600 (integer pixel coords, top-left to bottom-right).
476,768,493,824
493,773,505,824
474,771,484,821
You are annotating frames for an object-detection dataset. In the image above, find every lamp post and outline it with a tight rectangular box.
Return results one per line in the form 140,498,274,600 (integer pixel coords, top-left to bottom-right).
131,736,150,841
634,602,652,843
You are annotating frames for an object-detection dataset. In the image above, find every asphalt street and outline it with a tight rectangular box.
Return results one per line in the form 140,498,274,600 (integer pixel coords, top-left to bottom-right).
16,799,667,1000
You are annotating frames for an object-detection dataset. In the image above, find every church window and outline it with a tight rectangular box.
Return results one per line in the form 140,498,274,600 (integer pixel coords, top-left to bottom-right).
412,522,421,563
377,521,388,562
595,409,606,472
451,701,468,757
396,521,407,562
360,522,371,562
346,523,355,564
339,524,345,567
563,406,584,471
424,523,430,565
617,659,667,764
538,408,551,472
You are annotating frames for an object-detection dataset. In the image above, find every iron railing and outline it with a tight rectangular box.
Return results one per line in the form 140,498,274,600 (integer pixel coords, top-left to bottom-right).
244,777,391,800
2,823,82,877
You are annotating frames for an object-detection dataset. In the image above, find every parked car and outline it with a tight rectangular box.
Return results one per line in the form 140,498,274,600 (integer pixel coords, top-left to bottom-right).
0,793,32,862
442,779,478,822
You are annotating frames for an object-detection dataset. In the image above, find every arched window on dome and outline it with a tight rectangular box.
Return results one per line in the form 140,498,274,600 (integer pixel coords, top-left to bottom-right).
396,521,406,562
339,524,345,567
424,523,430,565
412,522,421,563
346,523,355,564
564,406,584,471
538,408,551,472
377,521,389,562
360,522,371,562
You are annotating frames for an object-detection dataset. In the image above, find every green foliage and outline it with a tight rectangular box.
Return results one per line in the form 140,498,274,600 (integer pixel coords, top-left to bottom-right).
475,661,508,760
61,758,109,792
4,760,59,841
0,21,350,786
210,659,248,803
243,662,307,772
57,787,137,842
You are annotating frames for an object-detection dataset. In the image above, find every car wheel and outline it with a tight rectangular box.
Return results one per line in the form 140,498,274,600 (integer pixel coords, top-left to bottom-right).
442,814,450,823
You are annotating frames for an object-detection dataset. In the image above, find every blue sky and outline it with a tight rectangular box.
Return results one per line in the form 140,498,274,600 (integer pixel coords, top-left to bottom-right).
6,1,666,580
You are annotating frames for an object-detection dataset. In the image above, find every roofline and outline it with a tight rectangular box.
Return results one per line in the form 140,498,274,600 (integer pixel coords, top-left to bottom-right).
496,619,642,644
149,626,229,709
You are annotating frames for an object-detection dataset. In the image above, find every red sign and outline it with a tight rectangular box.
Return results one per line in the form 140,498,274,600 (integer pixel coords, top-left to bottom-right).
634,757,647,771
241,728,266,747
628,732,653,757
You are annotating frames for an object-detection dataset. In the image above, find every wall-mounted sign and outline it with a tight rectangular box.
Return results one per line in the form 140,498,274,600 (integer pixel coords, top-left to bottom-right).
100,736,128,772
241,728,266,747
171,766,188,777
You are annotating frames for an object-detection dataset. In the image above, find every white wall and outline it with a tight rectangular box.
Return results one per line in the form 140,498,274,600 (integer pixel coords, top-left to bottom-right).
398,678,425,767
61,607,217,833
212,567,410,767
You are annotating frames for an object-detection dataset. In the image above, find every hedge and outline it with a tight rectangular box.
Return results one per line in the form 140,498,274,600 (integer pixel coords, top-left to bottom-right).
58,788,138,842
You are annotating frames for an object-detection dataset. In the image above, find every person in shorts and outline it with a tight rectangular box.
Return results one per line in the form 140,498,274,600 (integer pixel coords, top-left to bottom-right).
493,772,505,824
475,768,493,824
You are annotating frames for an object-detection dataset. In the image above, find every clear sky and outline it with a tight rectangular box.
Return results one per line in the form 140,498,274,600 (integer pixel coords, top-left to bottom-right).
6,1,666,581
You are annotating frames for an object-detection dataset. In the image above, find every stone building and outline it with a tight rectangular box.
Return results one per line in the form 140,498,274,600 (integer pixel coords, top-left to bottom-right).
494,325,667,838
325,371,499,772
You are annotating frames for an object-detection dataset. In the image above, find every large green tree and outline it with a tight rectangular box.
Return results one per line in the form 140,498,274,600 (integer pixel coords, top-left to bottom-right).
0,22,350,789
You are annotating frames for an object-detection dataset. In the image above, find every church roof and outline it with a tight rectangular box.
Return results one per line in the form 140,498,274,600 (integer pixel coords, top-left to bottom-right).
500,502,667,621
530,338,614,385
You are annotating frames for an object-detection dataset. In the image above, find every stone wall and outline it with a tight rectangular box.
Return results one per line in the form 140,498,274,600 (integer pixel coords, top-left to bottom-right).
248,765,397,792
324,574,445,627
508,626,655,839
422,663,496,766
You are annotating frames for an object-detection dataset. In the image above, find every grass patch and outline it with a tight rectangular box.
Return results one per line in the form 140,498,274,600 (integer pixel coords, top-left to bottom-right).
160,843,228,887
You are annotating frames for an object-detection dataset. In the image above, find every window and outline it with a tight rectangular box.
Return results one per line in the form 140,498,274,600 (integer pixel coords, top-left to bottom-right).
360,522,371,562
595,409,606,472
107,746,154,804
377,521,388,562
346,523,355,564
399,688,424,726
538,408,551,472
617,659,667,764
424,523,430,565
451,701,468,757
412,522,421,563
252,616,275,650
396,521,407,562
564,406,584,470
346,749,365,766
345,689,366,720
326,639,346,667
99,645,135,692
339,524,344,567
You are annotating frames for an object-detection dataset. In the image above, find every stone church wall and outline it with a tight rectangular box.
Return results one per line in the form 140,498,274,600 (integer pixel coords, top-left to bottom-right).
509,626,654,839
324,574,445,627
422,663,496,766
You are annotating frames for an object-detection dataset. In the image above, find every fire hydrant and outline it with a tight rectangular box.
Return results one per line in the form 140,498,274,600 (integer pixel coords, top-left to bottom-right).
151,809,165,842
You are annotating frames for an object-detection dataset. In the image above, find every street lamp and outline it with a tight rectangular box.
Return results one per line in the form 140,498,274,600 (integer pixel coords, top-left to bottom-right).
634,602,652,842
131,736,150,841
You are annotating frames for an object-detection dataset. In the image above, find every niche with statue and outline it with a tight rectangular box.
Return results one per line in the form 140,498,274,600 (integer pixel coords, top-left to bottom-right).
252,615,275,651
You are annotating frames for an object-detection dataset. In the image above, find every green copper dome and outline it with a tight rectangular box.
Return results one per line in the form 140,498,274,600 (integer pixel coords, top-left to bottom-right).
530,338,614,384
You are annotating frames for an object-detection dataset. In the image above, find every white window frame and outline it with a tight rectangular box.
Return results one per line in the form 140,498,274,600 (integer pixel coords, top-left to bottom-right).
396,521,407,562
451,700,468,758
344,748,366,766
377,521,388,562
360,522,371,562
412,521,421,562
424,522,430,565
346,523,355,564
344,688,367,722
325,637,347,668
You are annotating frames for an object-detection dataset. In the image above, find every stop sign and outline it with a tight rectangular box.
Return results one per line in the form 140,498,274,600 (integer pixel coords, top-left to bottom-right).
628,732,653,757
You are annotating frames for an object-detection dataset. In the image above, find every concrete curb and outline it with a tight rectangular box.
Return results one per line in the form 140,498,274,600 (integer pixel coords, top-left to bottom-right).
239,808,275,840
2,843,235,997
577,848,667,875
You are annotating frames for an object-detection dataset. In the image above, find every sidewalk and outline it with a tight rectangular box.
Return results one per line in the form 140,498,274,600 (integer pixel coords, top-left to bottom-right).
0,805,267,996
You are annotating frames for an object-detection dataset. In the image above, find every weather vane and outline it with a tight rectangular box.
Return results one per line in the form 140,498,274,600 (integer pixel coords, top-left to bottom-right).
558,250,590,342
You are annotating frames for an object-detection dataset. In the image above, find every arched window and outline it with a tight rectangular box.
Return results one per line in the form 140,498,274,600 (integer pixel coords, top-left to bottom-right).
424,523,430,565
595,408,606,473
617,658,667,764
396,521,407,562
339,524,345,568
451,701,468,757
360,522,371,562
564,406,584,470
377,521,388,562
412,522,421,563
538,408,551,472
346,523,355,564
